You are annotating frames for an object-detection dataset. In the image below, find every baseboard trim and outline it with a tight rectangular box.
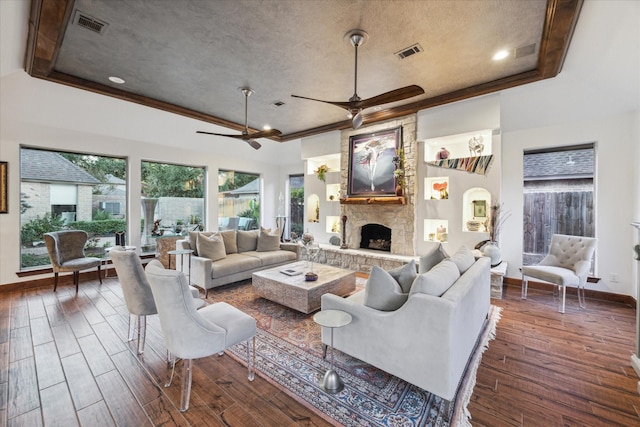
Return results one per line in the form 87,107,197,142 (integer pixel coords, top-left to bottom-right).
503,277,636,308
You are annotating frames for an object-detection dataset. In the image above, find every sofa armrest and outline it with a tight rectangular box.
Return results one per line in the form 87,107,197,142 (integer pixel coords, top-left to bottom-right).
279,242,300,259
188,255,212,291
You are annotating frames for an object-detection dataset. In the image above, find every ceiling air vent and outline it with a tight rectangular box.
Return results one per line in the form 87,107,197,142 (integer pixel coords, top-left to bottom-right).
271,101,285,108
515,43,536,59
73,10,109,35
395,43,423,60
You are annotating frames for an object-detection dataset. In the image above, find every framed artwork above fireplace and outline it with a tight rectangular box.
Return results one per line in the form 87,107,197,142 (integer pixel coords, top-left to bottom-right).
347,127,401,197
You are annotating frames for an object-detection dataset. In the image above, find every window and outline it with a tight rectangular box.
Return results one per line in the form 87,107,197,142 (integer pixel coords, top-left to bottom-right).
218,170,260,231
523,144,595,270
289,174,304,238
140,161,205,252
20,147,127,269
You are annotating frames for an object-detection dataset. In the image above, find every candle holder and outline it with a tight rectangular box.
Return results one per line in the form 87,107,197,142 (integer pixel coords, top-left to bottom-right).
340,215,348,249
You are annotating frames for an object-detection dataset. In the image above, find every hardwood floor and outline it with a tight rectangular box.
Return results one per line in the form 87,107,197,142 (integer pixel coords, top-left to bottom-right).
1,276,638,426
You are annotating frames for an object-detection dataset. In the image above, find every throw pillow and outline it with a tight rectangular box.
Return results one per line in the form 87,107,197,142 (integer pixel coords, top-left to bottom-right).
418,243,449,274
196,233,226,262
410,259,460,297
219,229,238,254
364,266,408,311
388,259,417,293
237,229,259,252
449,245,475,274
188,231,213,256
257,227,280,252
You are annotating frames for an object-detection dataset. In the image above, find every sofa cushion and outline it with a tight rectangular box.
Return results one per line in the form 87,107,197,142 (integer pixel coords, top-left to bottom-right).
257,227,280,252
364,266,408,311
220,229,238,254
449,245,475,274
209,253,262,279
410,259,460,297
418,243,448,274
196,233,226,262
241,249,297,266
237,230,259,252
388,259,417,293
188,231,214,256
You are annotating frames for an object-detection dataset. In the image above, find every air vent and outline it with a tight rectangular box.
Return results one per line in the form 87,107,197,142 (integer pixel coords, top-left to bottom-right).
73,10,109,35
395,43,423,59
271,101,286,108
515,43,536,59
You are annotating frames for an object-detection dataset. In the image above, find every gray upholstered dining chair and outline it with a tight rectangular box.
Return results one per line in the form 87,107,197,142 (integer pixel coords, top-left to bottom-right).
145,261,256,412
44,230,102,293
109,249,204,355
522,234,596,313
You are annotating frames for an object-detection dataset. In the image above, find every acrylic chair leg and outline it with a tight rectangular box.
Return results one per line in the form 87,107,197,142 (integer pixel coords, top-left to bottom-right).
180,359,193,412
247,336,255,381
127,314,136,342
137,315,146,355
577,285,587,309
521,276,528,299
165,356,177,388
559,285,566,313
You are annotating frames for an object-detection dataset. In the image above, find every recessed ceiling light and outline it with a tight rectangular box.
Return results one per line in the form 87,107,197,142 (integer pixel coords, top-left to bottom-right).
108,76,125,84
492,50,510,61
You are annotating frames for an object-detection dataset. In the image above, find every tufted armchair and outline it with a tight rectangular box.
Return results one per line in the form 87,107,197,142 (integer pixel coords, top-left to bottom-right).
44,230,102,293
521,234,596,313
145,261,256,412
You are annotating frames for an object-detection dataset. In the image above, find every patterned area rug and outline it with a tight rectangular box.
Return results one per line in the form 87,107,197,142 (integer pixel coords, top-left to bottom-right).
212,280,501,427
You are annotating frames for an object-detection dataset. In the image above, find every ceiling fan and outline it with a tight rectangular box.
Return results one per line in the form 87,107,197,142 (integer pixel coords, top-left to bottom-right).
197,87,281,150
292,29,425,129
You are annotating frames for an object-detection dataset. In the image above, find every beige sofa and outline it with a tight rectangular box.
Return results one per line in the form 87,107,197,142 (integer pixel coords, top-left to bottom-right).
320,247,491,403
175,229,297,297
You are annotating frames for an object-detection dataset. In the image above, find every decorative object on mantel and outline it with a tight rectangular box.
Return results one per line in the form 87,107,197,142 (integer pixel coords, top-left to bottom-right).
339,196,406,205
315,164,328,182
392,148,406,196
340,215,348,249
428,154,494,176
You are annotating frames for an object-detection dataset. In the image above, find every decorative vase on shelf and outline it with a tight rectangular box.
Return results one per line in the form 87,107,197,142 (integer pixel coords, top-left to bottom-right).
395,185,403,196
483,241,502,267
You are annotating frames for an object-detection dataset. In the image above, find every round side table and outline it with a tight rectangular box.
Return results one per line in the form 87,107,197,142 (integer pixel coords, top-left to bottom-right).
313,309,352,393
167,249,194,285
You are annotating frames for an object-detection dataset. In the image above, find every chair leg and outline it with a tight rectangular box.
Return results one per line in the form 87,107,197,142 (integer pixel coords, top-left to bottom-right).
97,265,102,285
53,273,59,292
247,336,255,381
137,315,147,355
165,356,177,387
559,284,566,313
180,359,193,412
521,275,528,299
577,284,587,309
74,271,80,293
127,313,136,342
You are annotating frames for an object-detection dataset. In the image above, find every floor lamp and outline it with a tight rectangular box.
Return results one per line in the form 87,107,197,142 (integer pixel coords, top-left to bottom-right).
631,222,640,394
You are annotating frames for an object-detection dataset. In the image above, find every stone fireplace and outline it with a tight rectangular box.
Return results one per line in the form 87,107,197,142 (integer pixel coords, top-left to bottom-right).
340,115,417,256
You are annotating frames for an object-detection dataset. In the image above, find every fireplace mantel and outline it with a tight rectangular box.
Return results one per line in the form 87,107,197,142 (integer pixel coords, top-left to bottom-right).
340,196,406,205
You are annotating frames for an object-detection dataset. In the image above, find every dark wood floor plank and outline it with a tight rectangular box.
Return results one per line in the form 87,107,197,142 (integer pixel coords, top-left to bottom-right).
7,407,43,427
30,316,53,347
33,342,64,390
7,357,39,419
95,370,153,427
110,349,163,406
40,382,80,427
76,400,116,427
77,334,116,377
0,315,10,344
50,323,81,358
143,395,190,427
269,390,335,427
61,353,103,411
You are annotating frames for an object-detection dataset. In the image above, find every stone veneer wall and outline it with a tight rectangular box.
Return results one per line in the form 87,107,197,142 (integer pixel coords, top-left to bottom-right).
316,244,418,273
340,114,417,256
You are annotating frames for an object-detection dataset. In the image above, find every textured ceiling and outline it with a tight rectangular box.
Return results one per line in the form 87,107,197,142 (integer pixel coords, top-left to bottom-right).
25,0,583,142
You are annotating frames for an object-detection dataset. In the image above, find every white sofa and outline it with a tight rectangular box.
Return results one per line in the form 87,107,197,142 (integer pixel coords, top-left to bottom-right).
320,254,491,402
175,229,298,297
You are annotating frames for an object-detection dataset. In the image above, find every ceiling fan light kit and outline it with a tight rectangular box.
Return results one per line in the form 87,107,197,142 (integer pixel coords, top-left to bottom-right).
196,87,281,150
292,29,425,129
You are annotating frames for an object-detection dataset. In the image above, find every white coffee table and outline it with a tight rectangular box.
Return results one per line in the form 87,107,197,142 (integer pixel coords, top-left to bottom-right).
252,261,356,313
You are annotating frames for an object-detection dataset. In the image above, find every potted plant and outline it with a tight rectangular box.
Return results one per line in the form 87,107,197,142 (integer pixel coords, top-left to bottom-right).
315,164,328,182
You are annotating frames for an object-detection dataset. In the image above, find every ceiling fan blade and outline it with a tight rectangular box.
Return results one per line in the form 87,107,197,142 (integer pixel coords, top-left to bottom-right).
196,130,245,139
245,128,282,139
352,111,363,129
291,94,352,110
358,85,425,109
246,139,261,150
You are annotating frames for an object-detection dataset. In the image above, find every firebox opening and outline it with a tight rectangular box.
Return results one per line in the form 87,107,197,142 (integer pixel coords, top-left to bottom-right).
360,224,392,252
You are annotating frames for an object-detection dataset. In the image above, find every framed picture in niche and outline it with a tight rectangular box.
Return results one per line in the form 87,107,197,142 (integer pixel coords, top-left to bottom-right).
473,200,487,218
347,126,401,197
